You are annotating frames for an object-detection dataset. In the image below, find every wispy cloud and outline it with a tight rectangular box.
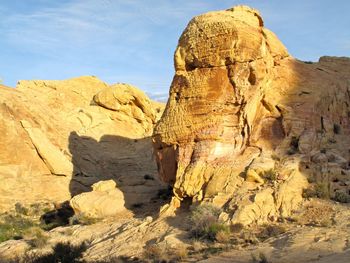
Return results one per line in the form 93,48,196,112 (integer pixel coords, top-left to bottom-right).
0,0,219,90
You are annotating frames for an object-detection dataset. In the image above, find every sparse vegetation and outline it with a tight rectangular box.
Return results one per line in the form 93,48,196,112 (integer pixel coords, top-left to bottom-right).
24,227,48,248
0,214,36,242
303,182,330,199
333,191,350,203
293,202,334,227
252,252,270,263
215,229,231,243
256,224,286,241
230,223,244,233
69,213,99,226
170,243,188,261
190,203,230,241
143,244,166,262
15,203,29,215
260,169,277,181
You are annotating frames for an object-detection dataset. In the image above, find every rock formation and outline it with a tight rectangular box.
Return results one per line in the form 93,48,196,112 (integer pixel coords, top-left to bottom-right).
70,180,126,218
0,77,165,212
153,6,350,224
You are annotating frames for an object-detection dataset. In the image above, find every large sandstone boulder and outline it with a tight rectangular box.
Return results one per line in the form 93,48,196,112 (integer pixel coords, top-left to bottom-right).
70,180,125,218
153,6,350,224
0,77,165,212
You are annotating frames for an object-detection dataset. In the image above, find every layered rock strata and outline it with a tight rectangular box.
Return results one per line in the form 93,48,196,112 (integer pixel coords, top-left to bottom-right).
153,6,350,224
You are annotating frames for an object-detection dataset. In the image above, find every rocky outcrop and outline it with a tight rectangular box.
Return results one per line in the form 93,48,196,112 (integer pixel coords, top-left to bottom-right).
70,180,125,218
153,6,350,224
0,77,165,212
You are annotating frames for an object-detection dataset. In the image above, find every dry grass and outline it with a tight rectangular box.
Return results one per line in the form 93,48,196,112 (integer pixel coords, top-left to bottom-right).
293,201,334,226
143,244,166,262
215,230,231,243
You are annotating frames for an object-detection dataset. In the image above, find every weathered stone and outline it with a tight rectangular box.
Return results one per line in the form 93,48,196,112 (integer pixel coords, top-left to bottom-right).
70,180,125,218
153,5,350,223
0,77,165,211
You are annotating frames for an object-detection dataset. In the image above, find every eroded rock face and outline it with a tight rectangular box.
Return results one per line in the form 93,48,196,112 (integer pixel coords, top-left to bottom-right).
0,77,165,212
153,6,350,224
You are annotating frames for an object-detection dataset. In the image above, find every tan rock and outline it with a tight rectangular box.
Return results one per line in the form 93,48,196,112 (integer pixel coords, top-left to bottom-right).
153,5,350,223
245,169,264,184
70,180,125,218
21,120,73,176
0,77,165,211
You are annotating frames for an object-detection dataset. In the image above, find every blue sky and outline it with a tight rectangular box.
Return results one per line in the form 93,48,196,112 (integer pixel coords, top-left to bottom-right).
0,0,349,99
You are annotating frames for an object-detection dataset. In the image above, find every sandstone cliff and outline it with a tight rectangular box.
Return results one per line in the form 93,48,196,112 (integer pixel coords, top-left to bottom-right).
153,6,350,224
0,77,165,212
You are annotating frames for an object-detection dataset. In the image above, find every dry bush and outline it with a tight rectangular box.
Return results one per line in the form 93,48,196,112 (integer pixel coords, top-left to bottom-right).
143,244,166,262
170,243,188,261
293,201,334,226
260,169,277,181
24,227,48,248
303,182,330,199
257,224,286,241
190,203,230,241
215,230,231,243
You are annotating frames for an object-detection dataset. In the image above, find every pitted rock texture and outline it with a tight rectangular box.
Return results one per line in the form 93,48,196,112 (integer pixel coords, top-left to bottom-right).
153,6,350,224
0,77,165,212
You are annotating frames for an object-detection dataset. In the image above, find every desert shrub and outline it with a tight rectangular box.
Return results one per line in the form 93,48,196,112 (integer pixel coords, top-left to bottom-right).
170,243,188,261
215,229,231,243
24,227,48,248
15,203,29,216
303,61,314,64
333,191,350,203
252,252,270,263
257,225,286,241
190,204,230,241
230,223,244,233
69,213,99,226
0,214,35,242
143,244,166,262
314,182,330,199
303,183,330,199
260,169,277,181
293,202,334,226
